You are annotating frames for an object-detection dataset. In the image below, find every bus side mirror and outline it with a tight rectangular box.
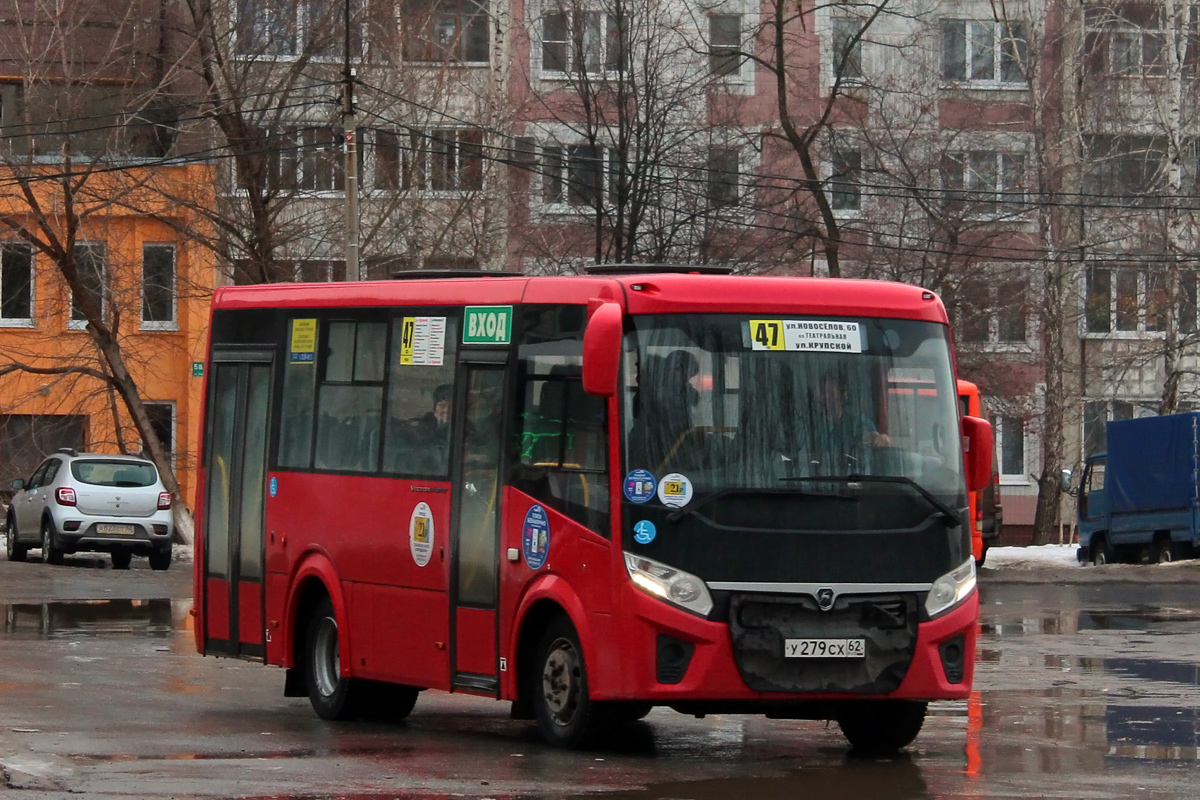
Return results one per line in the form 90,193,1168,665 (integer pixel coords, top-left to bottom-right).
961,416,993,493
583,302,623,397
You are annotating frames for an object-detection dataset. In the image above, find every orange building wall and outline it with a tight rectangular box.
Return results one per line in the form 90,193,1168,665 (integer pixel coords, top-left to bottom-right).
0,163,217,507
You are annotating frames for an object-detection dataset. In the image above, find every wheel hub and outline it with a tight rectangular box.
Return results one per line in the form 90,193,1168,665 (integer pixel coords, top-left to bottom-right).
542,639,580,726
312,617,341,698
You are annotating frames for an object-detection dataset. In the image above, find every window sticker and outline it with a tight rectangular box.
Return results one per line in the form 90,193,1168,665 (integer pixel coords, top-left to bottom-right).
269,477,278,498
623,469,657,504
522,504,550,570
409,502,435,567
463,305,513,344
290,319,317,363
400,316,447,366
749,319,863,353
657,473,693,508
633,520,657,545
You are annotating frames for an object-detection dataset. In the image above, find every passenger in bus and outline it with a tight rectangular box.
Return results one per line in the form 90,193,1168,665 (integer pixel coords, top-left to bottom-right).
412,383,453,445
802,373,889,474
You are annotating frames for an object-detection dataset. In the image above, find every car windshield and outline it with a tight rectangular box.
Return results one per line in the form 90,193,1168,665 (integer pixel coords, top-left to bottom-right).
72,460,158,488
621,313,965,507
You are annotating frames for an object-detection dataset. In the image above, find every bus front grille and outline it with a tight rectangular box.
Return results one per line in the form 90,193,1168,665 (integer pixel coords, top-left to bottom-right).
728,593,918,694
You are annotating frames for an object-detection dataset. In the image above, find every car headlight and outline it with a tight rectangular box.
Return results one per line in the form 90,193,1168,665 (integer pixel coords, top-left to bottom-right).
624,552,713,617
924,558,977,619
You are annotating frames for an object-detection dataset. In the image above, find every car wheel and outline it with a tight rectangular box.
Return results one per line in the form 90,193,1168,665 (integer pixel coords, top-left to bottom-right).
533,616,601,749
836,700,927,754
110,550,133,570
1091,536,1110,567
6,520,27,562
40,519,63,565
304,596,366,721
148,549,171,571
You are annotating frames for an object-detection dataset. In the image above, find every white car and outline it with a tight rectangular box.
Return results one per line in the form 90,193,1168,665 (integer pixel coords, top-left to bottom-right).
4,449,174,570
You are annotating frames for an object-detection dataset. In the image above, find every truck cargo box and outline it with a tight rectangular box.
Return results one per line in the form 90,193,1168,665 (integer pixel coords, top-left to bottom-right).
1106,413,1200,515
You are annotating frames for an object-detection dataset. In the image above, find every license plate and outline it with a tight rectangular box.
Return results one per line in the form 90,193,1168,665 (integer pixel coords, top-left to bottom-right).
784,638,866,658
97,523,135,535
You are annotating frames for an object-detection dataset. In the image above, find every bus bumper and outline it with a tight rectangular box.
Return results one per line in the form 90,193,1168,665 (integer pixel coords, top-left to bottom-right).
589,583,978,705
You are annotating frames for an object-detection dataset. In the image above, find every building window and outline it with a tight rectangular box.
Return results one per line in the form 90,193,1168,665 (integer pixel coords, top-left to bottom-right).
958,277,1029,344
709,14,743,77
941,20,1027,85
1083,399,1137,456
830,148,861,211
707,146,740,208
1083,3,1180,77
299,128,344,192
403,0,489,63
143,403,174,457
1,243,33,323
1086,265,1168,334
943,151,1026,212
373,128,483,192
994,415,1026,477
141,244,176,328
69,243,105,327
1083,136,1165,205
543,144,605,206
541,7,626,74
831,18,863,83
235,0,361,59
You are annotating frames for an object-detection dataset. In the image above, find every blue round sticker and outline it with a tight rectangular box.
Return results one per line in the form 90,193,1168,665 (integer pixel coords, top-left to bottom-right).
624,470,657,504
269,477,278,498
522,504,550,570
633,520,657,545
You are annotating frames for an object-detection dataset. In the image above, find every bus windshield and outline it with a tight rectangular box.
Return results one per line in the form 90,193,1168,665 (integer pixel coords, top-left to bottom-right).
621,314,964,509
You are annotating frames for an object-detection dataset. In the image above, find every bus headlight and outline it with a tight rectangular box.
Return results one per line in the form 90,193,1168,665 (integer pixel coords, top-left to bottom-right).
924,558,976,619
625,552,713,617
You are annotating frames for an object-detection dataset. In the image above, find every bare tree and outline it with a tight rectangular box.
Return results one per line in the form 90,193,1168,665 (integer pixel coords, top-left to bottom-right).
0,0,200,542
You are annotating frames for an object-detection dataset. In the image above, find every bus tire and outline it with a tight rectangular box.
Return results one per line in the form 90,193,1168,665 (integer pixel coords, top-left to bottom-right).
304,596,365,721
360,680,419,722
533,616,599,749
835,700,927,754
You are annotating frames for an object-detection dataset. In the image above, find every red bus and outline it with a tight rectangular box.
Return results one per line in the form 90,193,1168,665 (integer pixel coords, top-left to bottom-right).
957,380,1003,567
194,268,993,752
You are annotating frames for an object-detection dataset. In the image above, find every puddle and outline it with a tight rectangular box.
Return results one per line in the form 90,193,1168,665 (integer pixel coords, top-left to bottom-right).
981,606,1200,637
1,599,188,638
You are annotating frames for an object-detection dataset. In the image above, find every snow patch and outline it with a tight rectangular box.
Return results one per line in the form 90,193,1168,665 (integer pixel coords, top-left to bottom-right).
984,544,1080,569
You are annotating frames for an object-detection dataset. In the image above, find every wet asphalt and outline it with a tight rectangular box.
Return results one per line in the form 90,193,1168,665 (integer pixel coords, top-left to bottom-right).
2,551,1200,799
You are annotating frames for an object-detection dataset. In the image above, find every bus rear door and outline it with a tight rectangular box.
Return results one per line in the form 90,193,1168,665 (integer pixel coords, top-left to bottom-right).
202,351,273,660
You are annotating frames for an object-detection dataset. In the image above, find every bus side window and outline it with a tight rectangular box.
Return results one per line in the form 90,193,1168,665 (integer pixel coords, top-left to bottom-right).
515,360,609,535
279,319,319,469
313,321,386,473
382,315,458,476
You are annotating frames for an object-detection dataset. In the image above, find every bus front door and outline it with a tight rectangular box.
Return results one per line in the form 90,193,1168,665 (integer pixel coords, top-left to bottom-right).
202,353,273,660
449,363,506,693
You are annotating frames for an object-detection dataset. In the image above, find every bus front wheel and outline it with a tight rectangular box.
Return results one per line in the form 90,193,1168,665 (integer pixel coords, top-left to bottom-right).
835,700,927,754
534,616,598,749
304,597,365,721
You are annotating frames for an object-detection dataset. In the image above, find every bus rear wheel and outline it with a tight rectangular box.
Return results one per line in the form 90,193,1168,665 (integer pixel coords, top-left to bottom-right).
534,616,599,749
835,700,927,754
304,597,365,721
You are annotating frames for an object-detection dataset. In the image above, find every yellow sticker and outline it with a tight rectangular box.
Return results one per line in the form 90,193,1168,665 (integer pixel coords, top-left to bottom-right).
413,515,428,544
290,319,317,363
664,481,683,495
400,317,416,365
749,319,784,350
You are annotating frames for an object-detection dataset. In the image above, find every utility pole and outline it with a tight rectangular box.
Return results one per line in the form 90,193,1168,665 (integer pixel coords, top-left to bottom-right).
343,0,360,281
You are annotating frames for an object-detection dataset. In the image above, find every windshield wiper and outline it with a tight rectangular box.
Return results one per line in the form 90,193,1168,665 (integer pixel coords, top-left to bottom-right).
779,474,961,527
665,486,856,524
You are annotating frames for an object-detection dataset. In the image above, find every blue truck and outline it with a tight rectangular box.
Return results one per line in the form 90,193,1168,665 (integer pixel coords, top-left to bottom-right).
1075,413,1200,565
